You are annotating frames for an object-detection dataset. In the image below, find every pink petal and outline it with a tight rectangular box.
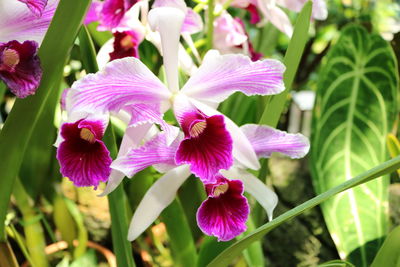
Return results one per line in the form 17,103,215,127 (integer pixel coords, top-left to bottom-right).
84,0,102,25
125,104,179,145
0,40,42,98
259,3,293,37
0,0,58,44
241,124,310,159
18,0,48,17
181,50,285,104
67,57,171,114
197,176,249,241
99,0,138,30
181,9,203,34
56,119,112,188
112,133,179,178
213,13,248,53
175,110,233,183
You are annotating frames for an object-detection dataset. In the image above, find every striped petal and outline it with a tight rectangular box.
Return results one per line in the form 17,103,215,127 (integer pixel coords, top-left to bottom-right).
181,50,285,104
0,0,58,44
67,57,171,114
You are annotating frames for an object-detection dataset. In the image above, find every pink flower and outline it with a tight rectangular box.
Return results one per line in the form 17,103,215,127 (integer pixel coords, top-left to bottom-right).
0,40,41,98
0,0,58,98
197,176,249,241
56,117,112,188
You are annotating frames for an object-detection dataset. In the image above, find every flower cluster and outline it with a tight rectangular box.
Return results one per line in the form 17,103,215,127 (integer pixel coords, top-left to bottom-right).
0,0,58,98
56,0,310,241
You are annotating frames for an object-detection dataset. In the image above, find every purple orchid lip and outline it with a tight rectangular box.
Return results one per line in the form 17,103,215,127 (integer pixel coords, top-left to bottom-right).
109,31,141,60
0,40,42,98
175,110,233,183
56,119,112,188
197,175,250,241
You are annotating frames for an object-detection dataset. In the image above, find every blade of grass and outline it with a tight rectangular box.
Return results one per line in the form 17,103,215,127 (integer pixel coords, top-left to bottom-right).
0,0,91,241
207,156,400,267
258,1,312,127
161,198,198,267
78,25,136,267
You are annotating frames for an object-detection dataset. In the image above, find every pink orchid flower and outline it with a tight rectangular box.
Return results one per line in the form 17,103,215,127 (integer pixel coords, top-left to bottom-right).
59,4,309,240
222,0,327,37
213,12,262,61
0,0,58,98
110,123,309,241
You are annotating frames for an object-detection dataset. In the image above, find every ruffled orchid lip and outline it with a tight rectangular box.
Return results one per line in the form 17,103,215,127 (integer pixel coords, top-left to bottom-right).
0,40,42,98
175,111,233,183
197,176,249,241
56,119,112,188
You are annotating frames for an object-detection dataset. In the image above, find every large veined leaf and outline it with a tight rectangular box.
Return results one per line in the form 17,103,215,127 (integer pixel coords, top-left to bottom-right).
311,24,398,266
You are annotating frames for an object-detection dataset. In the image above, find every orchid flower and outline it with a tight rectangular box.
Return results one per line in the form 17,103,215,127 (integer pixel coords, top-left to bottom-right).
220,0,327,37
93,0,202,72
213,12,262,61
0,0,58,98
109,123,309,241
58,4,310,241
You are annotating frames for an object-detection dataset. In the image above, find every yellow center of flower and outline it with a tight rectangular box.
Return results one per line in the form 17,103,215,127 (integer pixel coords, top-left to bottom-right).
1,49,20,70
80,128,96,144
213,183,229,197
190,121,207,137
120,35,134,49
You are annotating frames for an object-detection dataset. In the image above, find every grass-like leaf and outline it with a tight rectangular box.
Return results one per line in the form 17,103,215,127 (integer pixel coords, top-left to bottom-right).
0,0,91,241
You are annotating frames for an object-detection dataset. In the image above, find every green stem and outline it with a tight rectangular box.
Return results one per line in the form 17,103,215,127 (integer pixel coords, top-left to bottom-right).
0,82,6,104
13,178,48,267
206,0,215,50
0,241,18,267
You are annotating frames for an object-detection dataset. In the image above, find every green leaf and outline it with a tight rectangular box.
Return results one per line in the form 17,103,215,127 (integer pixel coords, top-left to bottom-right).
0,0,91,241
197,236,234,267
318,260,355,267
161,198,198,267
310,24,398,266
206,156,400,267
371,225,400,267
258,1,312,127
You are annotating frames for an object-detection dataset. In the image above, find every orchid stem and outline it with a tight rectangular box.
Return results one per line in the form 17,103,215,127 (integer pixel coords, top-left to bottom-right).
206,0,215,50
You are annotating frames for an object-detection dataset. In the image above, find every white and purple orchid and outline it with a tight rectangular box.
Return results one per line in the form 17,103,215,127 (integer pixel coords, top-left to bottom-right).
220,0,328,37
213,12,262,61
0,0,58,98
58,4,309,241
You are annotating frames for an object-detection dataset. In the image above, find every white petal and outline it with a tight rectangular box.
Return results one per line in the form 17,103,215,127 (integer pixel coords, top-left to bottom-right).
128,165,191,241
148,7,185,92
222,167,278,221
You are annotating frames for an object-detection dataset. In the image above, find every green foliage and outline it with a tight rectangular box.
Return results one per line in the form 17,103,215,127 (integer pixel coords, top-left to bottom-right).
0,0,91,241
207,156,400,267
310,24,398,266
259,1,312,127
371,225,400,267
